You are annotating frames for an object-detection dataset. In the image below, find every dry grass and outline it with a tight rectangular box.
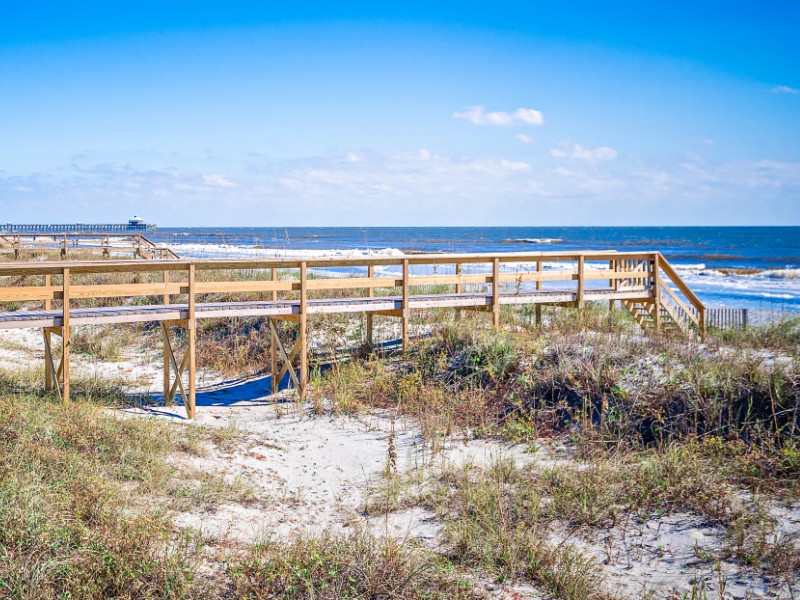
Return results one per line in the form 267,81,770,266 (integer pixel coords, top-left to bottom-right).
0,393,202,598
226,529,485,599
1,289,798,598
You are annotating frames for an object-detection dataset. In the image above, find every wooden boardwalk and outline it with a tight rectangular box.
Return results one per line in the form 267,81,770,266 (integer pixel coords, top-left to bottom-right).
0,251,705,418
0,233,178,260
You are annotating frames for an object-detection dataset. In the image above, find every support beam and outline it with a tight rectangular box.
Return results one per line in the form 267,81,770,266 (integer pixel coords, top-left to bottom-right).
61,268,70,402
186,264,196,419
271,317,279,395
576,255,585,310
163,270,170,401
299,261,308,400
44,274,53,392
401,258,409,353
535,259,543,326
492,257,500,329
609,259,616,312
653,255,662,333
454,262,462,320
365,264,374,348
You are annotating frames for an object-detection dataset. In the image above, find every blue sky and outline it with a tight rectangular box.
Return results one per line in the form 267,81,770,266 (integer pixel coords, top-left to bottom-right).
1,1,799,226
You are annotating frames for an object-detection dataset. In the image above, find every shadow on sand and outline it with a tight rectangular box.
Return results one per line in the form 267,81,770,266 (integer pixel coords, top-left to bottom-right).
125,337,404,420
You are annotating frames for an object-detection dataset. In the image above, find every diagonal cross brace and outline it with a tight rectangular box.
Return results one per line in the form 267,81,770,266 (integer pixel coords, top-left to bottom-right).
162,323,189,406
269,318,300,389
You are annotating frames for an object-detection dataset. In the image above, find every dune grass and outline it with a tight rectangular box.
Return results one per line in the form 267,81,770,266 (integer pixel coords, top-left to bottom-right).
0,299,798,598
0,393,203,598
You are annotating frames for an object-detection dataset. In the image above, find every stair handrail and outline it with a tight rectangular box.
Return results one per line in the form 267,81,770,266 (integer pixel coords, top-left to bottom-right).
138,235,180,260
657,253,706,335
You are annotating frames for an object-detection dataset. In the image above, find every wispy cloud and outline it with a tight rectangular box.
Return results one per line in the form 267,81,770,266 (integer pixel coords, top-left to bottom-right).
516,134,535,144
454,106,544,127
202,174,236,187
549,140,617,162
2,150,798,225
770,85,800,95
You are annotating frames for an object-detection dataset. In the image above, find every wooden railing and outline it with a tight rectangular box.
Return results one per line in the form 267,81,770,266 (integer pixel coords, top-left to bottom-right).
0,250,705,417
655,253,706,336
0,233,179,261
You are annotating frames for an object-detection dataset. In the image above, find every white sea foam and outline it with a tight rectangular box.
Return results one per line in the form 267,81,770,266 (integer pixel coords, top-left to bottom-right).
168,243,404,260
502,238,563,244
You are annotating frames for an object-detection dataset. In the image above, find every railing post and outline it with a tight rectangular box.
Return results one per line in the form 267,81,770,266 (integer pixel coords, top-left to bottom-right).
62,268,70,403
653,254,662,333
402,258,409,353
699,305,707,341
454,262,462,320
44,273,53,392
535,258,543,326
576,255,585,309
270,266,278,393
187,263,196,419
609,259,616,312
162,270,170,402
299,261,308,400
492,257,500,329
366,264,374,348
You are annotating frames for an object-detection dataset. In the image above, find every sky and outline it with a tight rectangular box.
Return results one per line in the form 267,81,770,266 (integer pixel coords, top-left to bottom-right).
1,1,799,226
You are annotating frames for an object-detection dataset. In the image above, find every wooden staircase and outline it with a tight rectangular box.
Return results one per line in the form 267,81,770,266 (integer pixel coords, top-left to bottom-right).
615,254,705,338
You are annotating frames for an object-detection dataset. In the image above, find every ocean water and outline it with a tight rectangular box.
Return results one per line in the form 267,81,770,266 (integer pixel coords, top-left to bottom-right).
148,227,800,314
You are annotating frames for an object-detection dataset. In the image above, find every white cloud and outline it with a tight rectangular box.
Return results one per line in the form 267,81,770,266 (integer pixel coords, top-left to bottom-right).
202,174,236,187
499,159,531,171
454,106,544,127
343,152,364,163
770,85,800,95
549,141,617,162
516,134,535,144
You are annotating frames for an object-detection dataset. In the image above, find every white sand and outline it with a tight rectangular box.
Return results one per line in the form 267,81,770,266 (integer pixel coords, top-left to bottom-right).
1,325,798,598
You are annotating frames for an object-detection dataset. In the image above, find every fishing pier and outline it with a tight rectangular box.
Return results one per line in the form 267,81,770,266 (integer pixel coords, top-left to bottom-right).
0,251,705,419
2,216,156,233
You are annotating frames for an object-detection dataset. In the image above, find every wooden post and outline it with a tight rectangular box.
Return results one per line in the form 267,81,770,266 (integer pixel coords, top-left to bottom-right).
454,262,462,320
609,259,616,312
535,259,542,326
187,264,196,419
576,255,585,310
62,268,70,402
270,318,279,394
163,270,171,401
271,267,278,394
492,257,500,329
652,255,662,333
366,264,374,348
44,274,53,392
699,305,707,341
401,258,409,353
299,262,308,400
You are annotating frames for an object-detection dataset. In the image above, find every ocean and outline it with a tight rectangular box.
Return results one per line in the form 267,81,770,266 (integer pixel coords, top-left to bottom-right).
147,227,800,315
